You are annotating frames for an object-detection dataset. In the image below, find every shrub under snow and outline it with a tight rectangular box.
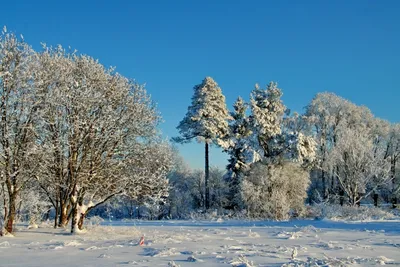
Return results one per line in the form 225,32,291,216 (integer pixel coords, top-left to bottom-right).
242,162,310,220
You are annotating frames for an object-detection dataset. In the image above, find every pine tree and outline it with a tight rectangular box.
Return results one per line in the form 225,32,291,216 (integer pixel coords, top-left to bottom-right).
173,77,230,209
249,82,286,160
225,97,252,209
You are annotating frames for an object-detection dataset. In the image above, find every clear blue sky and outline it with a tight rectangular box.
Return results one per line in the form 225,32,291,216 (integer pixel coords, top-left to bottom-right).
2,0,399,170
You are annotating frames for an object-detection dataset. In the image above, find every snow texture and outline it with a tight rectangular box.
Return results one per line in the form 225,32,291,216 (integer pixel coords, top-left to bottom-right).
1,219,400,266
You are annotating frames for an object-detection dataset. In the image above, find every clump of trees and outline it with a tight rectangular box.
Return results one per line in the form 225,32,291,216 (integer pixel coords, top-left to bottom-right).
173,78,399,220
174,80,316,219
0,28,172,235
305,93,398,207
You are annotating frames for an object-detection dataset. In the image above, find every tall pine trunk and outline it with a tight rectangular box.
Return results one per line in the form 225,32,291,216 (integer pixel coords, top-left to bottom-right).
205,142,210,210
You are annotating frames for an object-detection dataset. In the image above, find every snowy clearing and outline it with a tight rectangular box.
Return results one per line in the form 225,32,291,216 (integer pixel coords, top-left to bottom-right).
1,219,400,267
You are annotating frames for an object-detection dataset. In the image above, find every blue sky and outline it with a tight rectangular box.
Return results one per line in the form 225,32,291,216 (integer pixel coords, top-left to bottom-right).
2,0,399,169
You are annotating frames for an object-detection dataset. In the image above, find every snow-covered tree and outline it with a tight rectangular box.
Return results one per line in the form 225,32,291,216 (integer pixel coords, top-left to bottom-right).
249,82,287,160
224,97,252,209
0,28,39,234
173,77,230,209
326,127,391,206
383,123,400,207
248,82,316,166
304,92,377,203
29,45,170,233
167,155,195,218
242,161,310,220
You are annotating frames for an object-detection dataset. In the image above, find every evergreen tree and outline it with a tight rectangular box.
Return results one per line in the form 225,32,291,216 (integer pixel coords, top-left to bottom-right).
173,77,230,209
225,97,252,209
249,82,286,161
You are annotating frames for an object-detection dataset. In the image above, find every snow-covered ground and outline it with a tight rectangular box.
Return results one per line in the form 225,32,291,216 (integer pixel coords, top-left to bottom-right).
1,219,400,266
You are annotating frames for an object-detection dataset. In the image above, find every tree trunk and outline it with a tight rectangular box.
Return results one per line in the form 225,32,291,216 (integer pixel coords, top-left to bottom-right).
339,188,344,206
70,205,79,234
373,193,378,207
54,200,59,228
356,194,361,207
321,170,327,200
59,204,69,227
205,142,210,210
5,193,16,234
78,212,85,230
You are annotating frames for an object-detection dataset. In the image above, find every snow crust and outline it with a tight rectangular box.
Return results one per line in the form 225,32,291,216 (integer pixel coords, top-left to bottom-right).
1,219,400,266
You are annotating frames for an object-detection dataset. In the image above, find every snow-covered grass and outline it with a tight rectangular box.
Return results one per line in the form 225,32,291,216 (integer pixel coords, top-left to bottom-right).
1,218,400,266
308,204,397,221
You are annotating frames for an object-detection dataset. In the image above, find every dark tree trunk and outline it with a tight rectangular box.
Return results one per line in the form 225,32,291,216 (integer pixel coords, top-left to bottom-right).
6,193,16,234
321,170,327,200
356,194,361,207
54,200,59,228
205,142,210,210
339,189,344,206
373,193,378,207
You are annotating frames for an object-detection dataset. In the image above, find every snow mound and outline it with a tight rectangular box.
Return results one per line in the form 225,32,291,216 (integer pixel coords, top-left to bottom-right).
168,261,180,267
277,231,300,239
187,256,203,262
85,246,100,251
27,224,39,229
0,241,11,248
230,255,255,267
63,240,83,246
297,225,320,233
142,247,179,257
248,230,260,238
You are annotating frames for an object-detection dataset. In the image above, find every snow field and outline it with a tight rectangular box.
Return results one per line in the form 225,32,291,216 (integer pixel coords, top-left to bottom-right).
0,220,399,266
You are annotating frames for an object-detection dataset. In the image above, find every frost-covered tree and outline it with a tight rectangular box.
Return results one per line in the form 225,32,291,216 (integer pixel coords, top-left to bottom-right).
29,45,170,233
240,82,315,219
383,123,400,207
0,28,39,234
326,127,391,206
167,155,195,218
304,92,377,203
208,167,229,211
242,161,310,220
249,82,316,166
173,77,230,209
249,82,286,160
224,97,252,209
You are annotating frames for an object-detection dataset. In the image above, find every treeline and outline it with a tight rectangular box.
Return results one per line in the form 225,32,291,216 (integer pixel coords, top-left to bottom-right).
1,27,399,234
169,77,399,220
